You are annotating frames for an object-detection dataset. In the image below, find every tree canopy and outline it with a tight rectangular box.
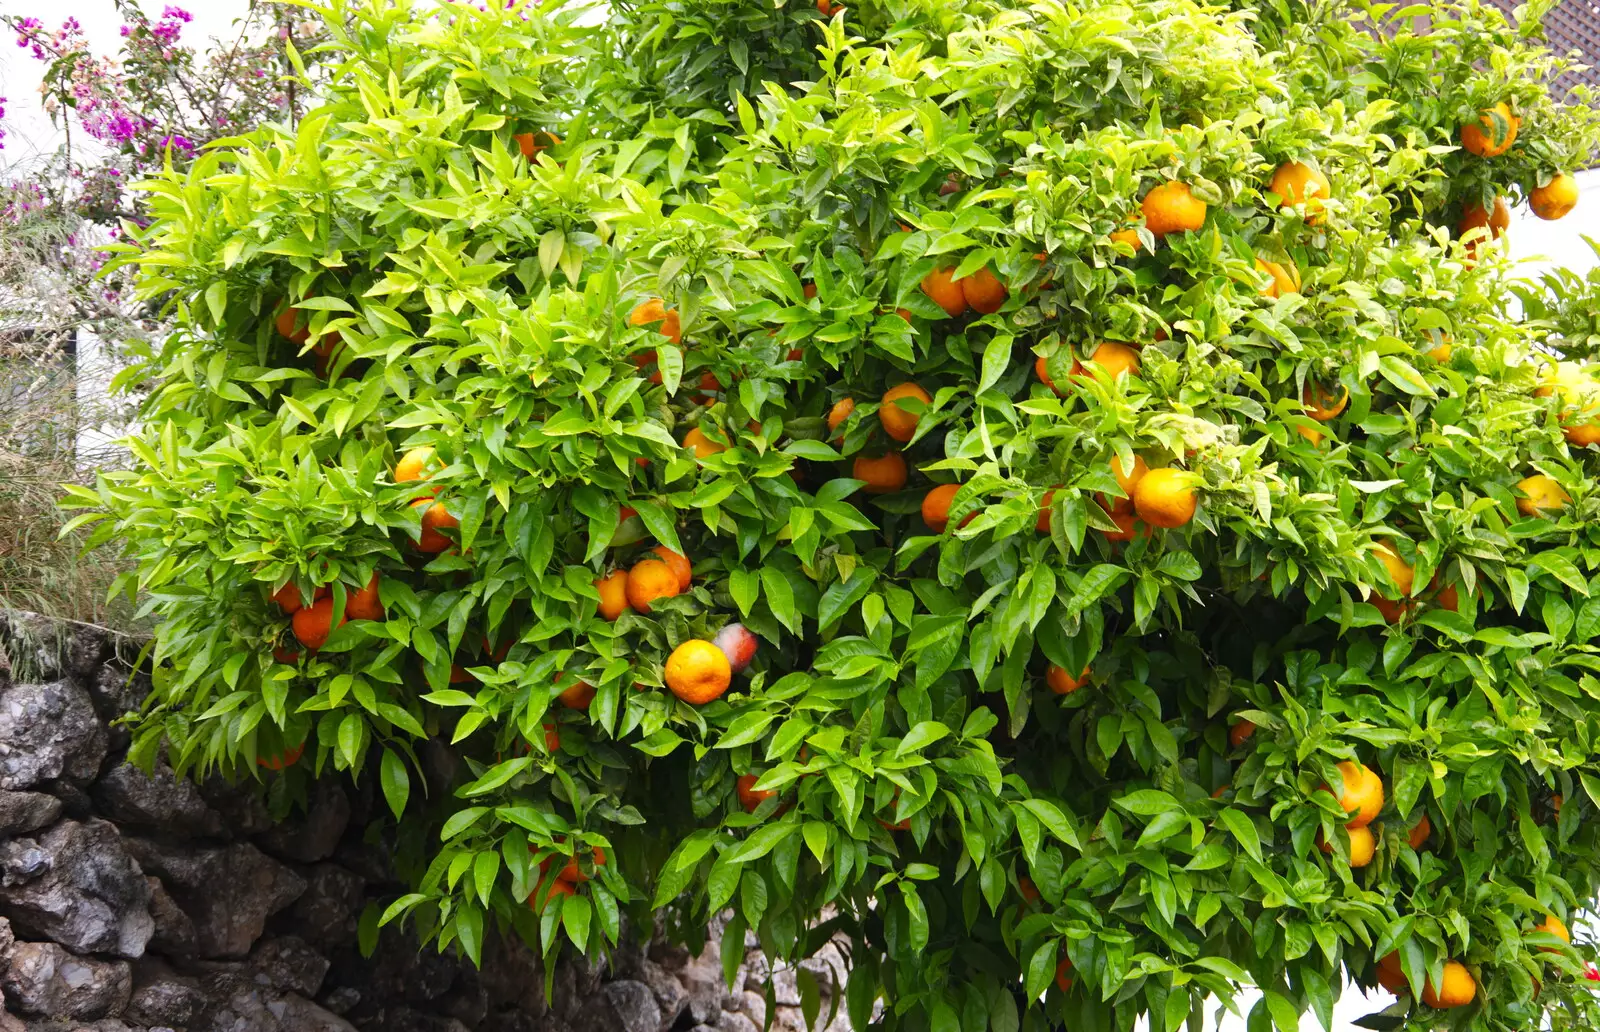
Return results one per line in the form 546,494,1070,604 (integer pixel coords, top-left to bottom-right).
80,0,1600,1029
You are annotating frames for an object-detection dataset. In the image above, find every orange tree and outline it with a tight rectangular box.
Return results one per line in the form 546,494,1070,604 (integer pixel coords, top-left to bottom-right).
75,0,1600,1028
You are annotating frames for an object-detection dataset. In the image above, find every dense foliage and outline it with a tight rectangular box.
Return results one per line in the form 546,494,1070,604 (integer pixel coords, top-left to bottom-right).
78,0,1600,1029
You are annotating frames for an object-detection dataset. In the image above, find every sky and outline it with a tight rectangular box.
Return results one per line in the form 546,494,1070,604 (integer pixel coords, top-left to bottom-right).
0,4,1595,1030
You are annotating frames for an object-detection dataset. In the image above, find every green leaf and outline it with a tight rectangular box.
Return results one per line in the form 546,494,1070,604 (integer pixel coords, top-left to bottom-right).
381,749,410,820
1219,808,1262,861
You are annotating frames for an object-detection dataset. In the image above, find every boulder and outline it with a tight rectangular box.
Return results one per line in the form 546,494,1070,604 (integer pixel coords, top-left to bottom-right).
94,762,225,837
125,960,204,1027
197,987,358,1032
716,1012,760,1032
0,790,61,835
0,679,107,790
0,940,132,1019
249,936,329,997
124,840,304,959
572,980,662,1032
145,875,199,956
256,782,349,864
637,958,689,1032
0,820,153,958
286,865,364,948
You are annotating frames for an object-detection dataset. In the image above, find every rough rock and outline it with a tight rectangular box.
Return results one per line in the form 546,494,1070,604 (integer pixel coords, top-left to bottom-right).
574,981,662,1032
199,987,359,1032
144,875,198,956
477,934,547,1018
88,664,151,728
733,990,767,1030
125,840,304,959
0,789,61,835
716,1012,759,1032
637,958,688,1032
0,820,153,958
365,1010,472,1032
249,936,329,997
0,940,132,1019
64,622,115,683
94,762,225,837
0,679,107,790
256,782,349,864
195,777,273,838
125,961,204,1027
677,948,725,1025
287,865,364,948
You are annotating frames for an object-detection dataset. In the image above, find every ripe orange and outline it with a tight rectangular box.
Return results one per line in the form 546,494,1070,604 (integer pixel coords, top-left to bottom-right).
1530,173,1578,221
827,397,855,437
271,582,307,614
1108,226,1141,251
629,298,682,344
272,644,301,665
1055,954,1073,993
1318,824,1375,867
1515,474,1570,517
1132,468,1197,529
683,426,726,459
1072,341,1141,382
543,722,561,752
1035,355,1060,395
1535,914,1571,950
1426,333,1453,363
292,597,346,650
1141,181,1207,237
515,131,561,160
1375,952,1407,994
1103,454,1149,514
1256,258,1302,299
665,639,733,704
1565,422,1600,447
1375,543,1415,598
854,452,908,494
816,0,844,15
258,742,305,771
1325,760,1383,828
737,774,775,812
1046,665,1091,694
921,483,956,533
920,268,968,318
1458,196,1510,241
1229,720,1256,748
552,845,605,883
346,573,384,621
556,673,596,710
961,268,1008,315
1421,961,1476,1009
1103,510,1140,542
1037,488,1059,533
626,559,680,613
275,306,310,344
596,569,629,621
1408,813,1431,849
1303,383,1348,421
395,446,438,485
412,497,458,553
1460,102,1518,157
532,877,576,911
880,382,932,442
651,546,692,592
1268,161,1330,223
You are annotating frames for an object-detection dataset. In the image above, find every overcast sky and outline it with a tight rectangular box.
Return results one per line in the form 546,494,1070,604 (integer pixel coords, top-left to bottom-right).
0,5,1594,1030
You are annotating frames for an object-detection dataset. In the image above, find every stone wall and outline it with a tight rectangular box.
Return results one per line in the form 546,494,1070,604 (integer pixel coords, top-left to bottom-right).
0,613,853,1032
